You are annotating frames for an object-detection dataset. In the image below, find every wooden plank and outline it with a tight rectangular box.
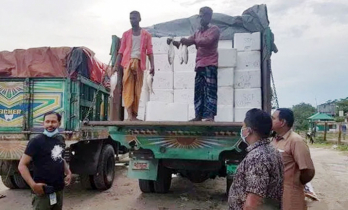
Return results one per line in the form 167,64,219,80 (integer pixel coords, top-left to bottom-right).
84,121,243,127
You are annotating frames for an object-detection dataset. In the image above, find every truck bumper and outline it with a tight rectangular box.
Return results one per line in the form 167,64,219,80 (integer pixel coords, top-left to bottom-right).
128,159,159,181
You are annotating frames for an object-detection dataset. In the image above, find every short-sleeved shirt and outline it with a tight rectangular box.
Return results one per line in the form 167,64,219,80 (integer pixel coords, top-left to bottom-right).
25,134,66,191
228,139,284,210
118,29,153,71
189,25,220,69
271,130,315,210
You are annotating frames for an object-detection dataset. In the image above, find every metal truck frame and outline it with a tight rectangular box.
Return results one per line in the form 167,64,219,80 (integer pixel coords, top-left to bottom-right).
84,28,273,195
0,75,124,190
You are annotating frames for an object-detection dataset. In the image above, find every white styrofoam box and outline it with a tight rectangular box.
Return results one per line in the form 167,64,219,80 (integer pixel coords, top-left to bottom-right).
174,71,196,89
234,88,262,108
236,51,261,70
150,89,174,103
146,101,189,121
218,87,234,105
152,71,173,89
152,37,170,54
217,67,234,87
189,104,195,120
234,32,261,51
215,105,234,122
154,54,173,72
218,40,233,49
218,48,237,68
234,69,261,89
124,106,145,120
234,107,261,122
234,108,249,122
174,89,194,105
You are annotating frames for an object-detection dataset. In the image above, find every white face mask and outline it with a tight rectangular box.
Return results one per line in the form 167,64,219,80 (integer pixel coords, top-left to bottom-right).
240,127,250,145
43,128,59,137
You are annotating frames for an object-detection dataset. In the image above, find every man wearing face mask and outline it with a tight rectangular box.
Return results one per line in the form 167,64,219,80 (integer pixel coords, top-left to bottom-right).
18,111,72,210
271,108,315,210
228,108,284,210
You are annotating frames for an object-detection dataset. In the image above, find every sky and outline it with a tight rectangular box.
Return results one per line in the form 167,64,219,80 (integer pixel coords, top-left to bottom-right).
0,0,347,108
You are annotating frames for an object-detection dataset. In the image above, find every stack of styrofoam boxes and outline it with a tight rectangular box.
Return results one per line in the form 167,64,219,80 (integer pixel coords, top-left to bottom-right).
215,40,237,122
233,32,262,122
173,37,197,121
145,37,189,121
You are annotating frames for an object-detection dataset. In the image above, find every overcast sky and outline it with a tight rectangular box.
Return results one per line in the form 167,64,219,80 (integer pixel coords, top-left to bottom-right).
0,0,347,108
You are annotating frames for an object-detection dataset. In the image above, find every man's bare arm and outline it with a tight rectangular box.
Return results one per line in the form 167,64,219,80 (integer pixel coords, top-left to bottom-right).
148,54,155,75
18,154,45,195
63,160,72,186
113,54,123,73
18,154,35,187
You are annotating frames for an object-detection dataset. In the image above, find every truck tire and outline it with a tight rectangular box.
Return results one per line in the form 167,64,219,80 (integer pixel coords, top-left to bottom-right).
13,173,29,189
226,176,233,196
154,164,172,193
91,144,115,190
1,175,18,189
139,179,155,193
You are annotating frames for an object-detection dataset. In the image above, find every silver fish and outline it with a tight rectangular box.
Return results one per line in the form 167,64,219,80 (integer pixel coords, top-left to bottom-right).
168,40,175,65
110,72,117,98
146,70,155,94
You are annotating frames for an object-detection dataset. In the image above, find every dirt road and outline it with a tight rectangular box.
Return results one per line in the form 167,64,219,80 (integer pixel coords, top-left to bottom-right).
1,147,347,210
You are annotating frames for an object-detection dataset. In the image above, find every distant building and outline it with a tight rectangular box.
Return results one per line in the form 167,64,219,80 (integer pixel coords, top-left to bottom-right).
317,102,336,116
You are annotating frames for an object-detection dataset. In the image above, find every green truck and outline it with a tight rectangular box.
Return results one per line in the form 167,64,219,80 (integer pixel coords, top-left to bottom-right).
84,25,276,194
0,47,124,190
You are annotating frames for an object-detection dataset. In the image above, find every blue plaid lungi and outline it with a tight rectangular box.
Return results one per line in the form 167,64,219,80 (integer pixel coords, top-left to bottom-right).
194,66,218,119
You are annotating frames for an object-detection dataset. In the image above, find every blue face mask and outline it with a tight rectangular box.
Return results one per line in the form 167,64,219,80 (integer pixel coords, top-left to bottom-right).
43,128,59,137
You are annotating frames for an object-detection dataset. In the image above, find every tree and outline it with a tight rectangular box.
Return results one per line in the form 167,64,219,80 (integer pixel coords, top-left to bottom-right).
292,103,316,131
336,98,348,116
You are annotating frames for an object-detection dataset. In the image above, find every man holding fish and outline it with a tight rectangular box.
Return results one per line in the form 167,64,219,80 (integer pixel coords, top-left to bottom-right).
169,6,220,122
114,11,155,121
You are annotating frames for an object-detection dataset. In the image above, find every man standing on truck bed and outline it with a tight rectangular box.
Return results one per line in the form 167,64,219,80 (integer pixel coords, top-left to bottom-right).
18,111,72,210
228,108,283,210
114,11,155,121
271,108,315,210
171,7,220,122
